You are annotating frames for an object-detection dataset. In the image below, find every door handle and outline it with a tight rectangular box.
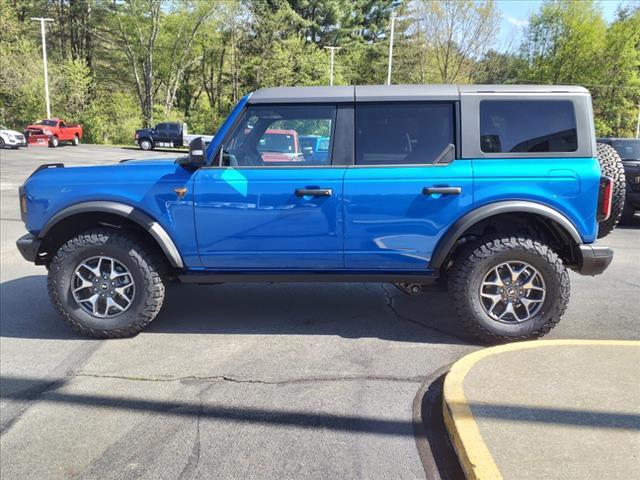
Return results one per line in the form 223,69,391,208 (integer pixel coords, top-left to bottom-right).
422,187,461,196
295,188,333,197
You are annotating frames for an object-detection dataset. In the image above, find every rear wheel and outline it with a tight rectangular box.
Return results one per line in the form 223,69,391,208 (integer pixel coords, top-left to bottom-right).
49,135,59,148
448,236,570,344
138,138,153,151
596,143,626,238
72,134,80,146
48,229,166,338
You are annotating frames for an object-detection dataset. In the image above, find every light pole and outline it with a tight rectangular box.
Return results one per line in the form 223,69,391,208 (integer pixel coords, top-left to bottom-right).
31,17,54,118
387,11,396,85
323,46,341,86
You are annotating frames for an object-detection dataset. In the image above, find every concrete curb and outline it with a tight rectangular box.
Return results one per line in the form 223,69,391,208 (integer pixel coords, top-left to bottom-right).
441,339,639,480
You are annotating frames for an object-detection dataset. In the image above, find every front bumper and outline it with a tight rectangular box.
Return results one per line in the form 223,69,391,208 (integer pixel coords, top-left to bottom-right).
575,244,614,276
16,233,42,263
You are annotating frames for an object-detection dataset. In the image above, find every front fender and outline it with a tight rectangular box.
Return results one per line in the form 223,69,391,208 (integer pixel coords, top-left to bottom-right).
39,201,184,268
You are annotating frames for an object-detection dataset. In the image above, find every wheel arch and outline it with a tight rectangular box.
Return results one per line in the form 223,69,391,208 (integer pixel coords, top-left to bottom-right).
38,201,184,269
429,201,583,269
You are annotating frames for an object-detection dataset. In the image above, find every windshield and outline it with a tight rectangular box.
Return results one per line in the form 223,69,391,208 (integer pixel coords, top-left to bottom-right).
611,139,640,160
35,120,58,126
258,132,295,153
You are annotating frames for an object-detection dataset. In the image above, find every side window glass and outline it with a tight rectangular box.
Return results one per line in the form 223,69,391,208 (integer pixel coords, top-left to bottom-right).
480,100,577,153
355,103,455,165
223,105,335,167
169,124,180,133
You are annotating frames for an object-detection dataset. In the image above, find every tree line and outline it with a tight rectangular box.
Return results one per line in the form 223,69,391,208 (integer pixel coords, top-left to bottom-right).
1,0,638,144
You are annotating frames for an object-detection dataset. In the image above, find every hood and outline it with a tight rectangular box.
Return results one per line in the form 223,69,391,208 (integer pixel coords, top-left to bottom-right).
1,128,22,136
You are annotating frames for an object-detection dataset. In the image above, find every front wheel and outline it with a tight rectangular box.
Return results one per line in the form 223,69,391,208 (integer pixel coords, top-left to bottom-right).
0,138,5,149
448,236,570,344
48,229,166,338
49,135,59,148
138,138,153,151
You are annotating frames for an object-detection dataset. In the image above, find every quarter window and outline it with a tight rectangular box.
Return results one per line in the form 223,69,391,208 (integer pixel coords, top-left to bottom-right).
355,103,455,165
480,100,577,153
222,105,335,166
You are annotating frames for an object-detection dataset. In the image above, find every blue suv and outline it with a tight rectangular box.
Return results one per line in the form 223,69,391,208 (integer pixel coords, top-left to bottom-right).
17,85,616,342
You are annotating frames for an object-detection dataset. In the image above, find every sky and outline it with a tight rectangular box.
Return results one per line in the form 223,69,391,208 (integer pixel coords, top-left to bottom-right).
497,0,631,49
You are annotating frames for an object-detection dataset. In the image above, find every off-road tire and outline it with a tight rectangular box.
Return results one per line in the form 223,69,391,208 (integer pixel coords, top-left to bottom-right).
596,143,626,238
138,138,153,151
448,236,570,344
72,134,80,146
48,229,166,338
49,135,59,148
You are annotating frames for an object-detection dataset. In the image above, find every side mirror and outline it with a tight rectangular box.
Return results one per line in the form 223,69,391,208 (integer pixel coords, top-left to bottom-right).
302,146,314,159
188,137,206,165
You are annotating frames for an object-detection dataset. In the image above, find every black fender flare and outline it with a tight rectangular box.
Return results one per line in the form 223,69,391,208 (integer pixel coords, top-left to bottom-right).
428,200,583,269
39,201,184,269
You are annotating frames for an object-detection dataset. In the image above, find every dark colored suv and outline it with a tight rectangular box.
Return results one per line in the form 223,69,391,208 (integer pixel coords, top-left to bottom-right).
597,138,640,222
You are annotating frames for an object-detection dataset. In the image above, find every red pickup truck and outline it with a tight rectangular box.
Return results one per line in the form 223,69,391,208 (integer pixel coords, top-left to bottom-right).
24,118,83,148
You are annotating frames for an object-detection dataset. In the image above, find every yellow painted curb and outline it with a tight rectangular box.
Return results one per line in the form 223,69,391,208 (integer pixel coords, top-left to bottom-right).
442,339,640,480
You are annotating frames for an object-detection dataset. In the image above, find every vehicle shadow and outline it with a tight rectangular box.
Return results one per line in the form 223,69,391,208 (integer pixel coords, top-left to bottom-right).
0,276,471,345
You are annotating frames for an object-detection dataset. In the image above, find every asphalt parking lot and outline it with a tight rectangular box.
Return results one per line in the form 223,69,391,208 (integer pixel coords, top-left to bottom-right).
1,144,639,479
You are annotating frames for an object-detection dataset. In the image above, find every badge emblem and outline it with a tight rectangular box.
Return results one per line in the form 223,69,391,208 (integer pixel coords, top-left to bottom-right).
173,187,187,199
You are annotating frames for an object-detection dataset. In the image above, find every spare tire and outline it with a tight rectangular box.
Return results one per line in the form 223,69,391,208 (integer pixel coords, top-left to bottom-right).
596,143,626,238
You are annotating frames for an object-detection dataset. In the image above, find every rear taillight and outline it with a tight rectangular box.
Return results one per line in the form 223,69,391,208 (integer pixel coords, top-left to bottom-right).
597,176,613,221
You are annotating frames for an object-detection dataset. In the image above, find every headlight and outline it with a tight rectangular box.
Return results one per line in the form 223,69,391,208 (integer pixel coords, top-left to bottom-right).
43,129,52,135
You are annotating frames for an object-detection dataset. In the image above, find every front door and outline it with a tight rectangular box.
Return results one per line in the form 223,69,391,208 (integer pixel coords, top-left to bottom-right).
194,104,345,270
343,101,474,270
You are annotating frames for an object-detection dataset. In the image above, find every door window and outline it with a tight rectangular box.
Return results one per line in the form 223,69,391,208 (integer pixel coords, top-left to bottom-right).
221,105,335,166
480,100,577,153
355,103,455,165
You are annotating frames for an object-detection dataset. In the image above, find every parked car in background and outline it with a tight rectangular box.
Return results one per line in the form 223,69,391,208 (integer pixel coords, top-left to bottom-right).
0,125,27,149
134,122,213,150
257,129,303,162
17,85,621,343
299,135,330,163
597,137,640,223
24,119,83,148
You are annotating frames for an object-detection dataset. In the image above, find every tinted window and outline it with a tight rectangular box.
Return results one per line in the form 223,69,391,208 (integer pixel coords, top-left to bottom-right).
355,103,455,165
156,123,168,131
611,139,640,160
222,105,335,166
480,100,577,153
169,123,181,133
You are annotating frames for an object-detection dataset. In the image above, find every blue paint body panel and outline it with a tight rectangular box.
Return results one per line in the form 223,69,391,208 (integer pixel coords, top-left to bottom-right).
23,159,201,267
471,157,600,243
193,167,346,269
343,161,474,269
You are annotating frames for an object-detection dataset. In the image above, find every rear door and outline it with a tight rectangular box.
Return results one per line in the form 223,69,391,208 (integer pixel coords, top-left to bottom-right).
194,104,349,269
343,101,474,270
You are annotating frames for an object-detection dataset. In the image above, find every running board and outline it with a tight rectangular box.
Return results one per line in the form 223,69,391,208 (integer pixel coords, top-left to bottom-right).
178,271,439,284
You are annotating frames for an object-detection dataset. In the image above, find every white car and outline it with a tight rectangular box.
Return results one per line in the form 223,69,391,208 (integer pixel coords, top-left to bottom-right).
0,125,27,149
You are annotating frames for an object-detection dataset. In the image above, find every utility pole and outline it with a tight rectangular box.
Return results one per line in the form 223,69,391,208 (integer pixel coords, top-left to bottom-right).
636,101,640,139
323,46,341,86
387,11,396,85
31,17,54,118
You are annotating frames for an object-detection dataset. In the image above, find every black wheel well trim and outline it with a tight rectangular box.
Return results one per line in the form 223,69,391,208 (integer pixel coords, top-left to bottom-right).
38,201,184,269
428,201,583,269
